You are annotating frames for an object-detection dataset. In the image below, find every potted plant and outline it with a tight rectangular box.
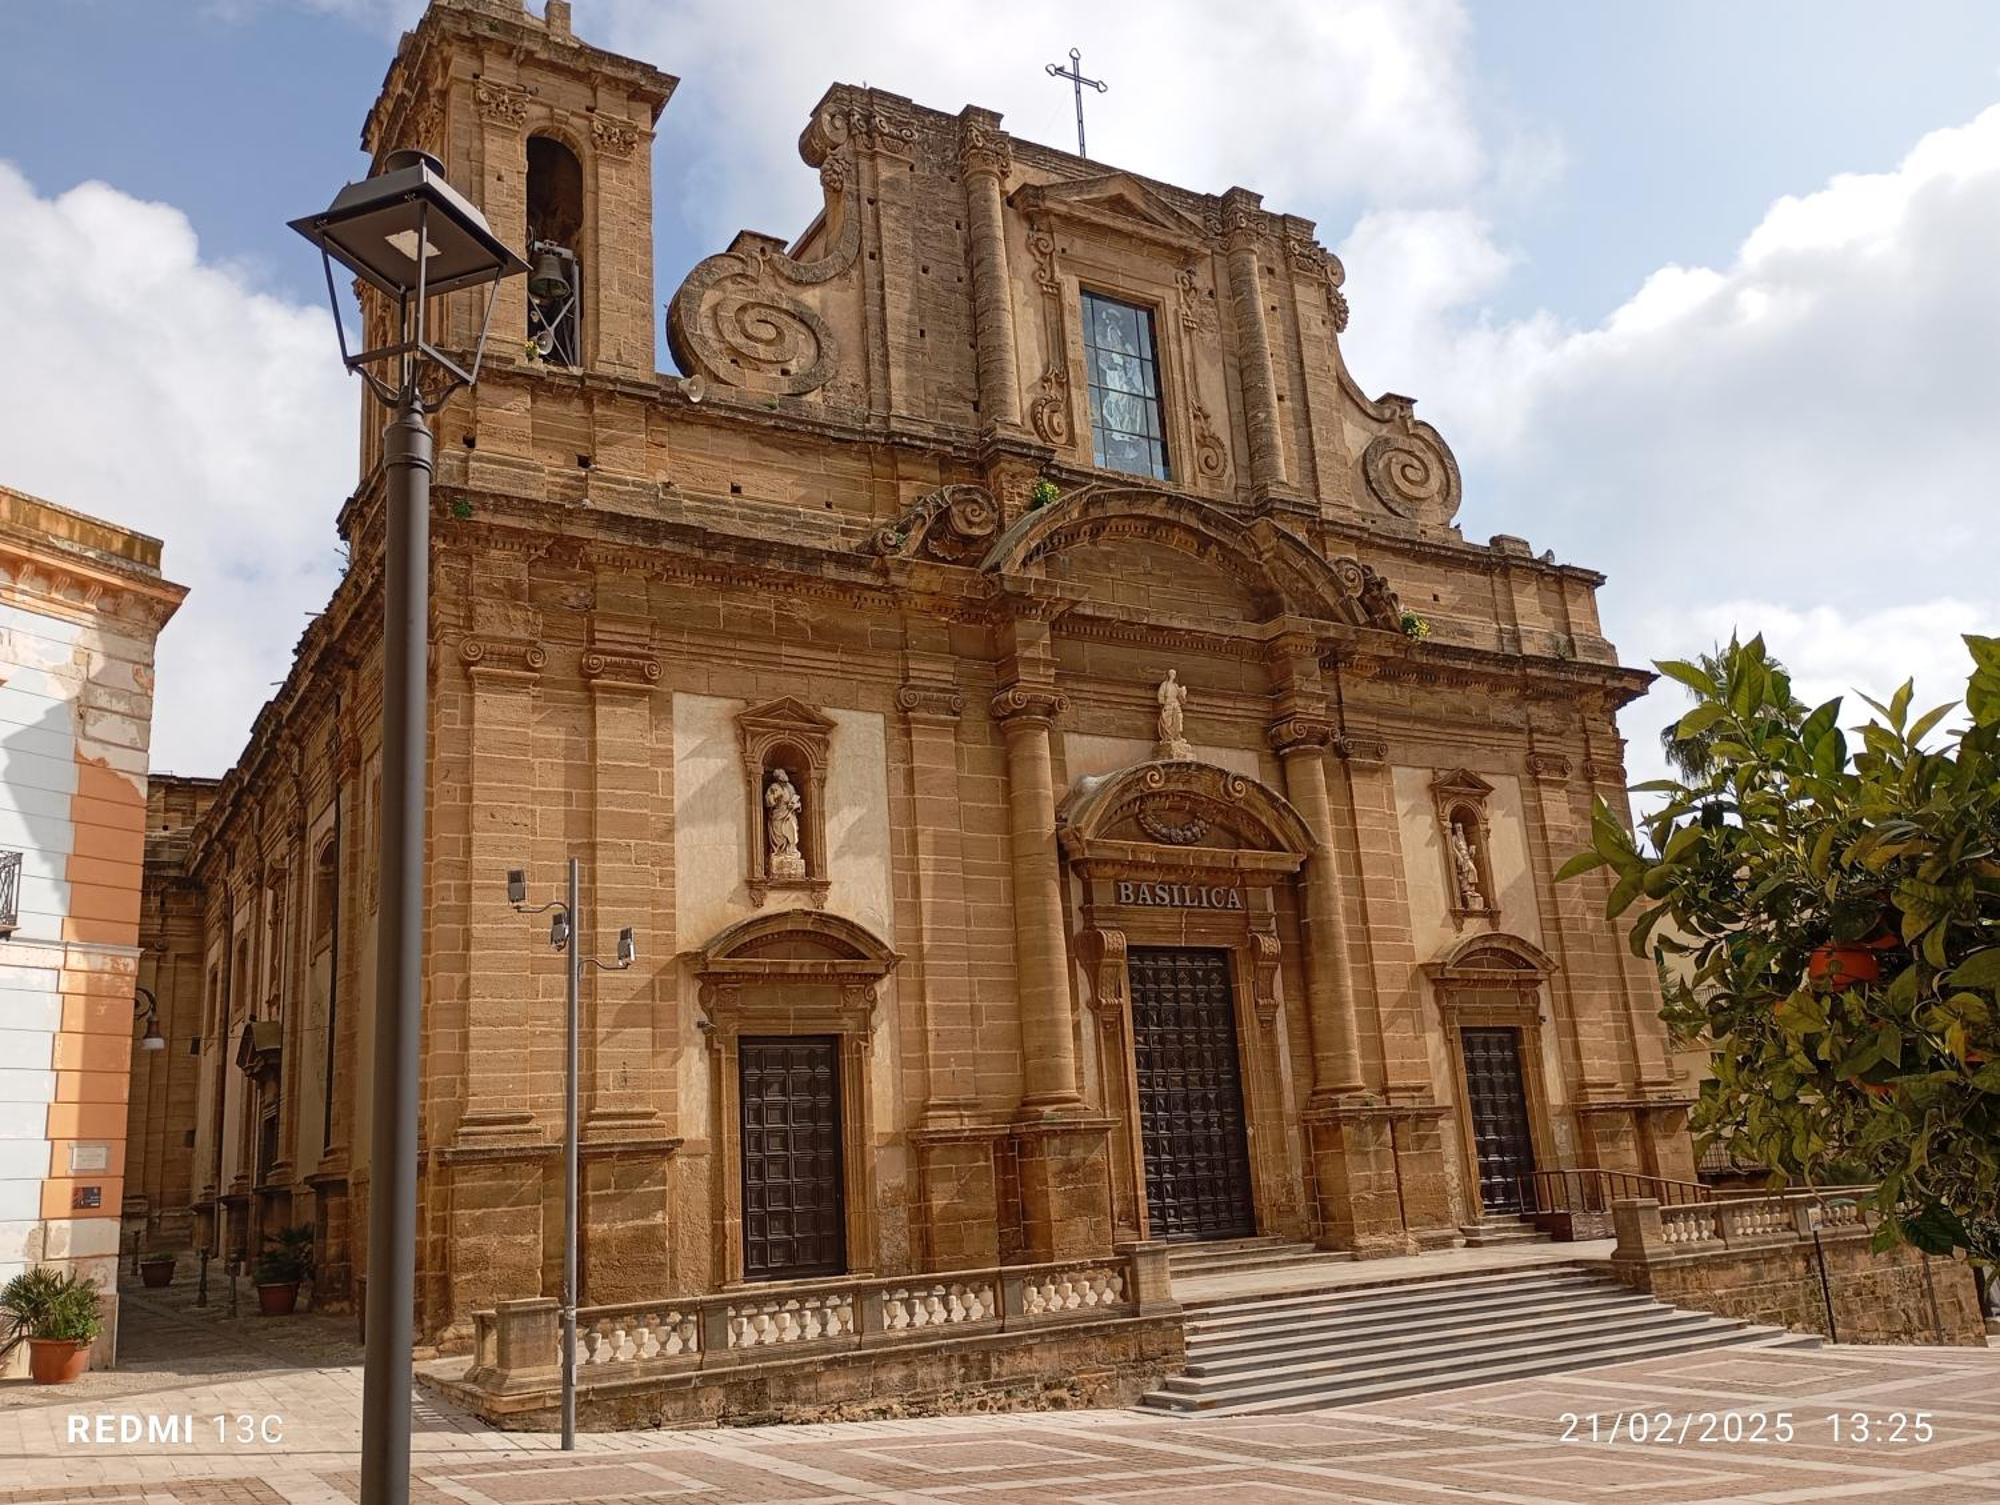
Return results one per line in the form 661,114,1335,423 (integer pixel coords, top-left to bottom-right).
253,1226,314,1316
138,1250,177,1289
2,1266,104,1384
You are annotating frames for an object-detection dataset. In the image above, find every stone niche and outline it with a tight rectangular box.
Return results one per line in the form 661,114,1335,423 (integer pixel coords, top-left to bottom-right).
1430,768,1500,927
736,696,834,906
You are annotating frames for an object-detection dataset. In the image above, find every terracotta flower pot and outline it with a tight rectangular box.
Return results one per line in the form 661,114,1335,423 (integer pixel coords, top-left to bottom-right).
139,1258,175,1289
257,1282,299,1317
27,1338,89,1385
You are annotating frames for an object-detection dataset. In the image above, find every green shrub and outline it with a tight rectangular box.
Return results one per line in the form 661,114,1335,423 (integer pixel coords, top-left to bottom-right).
2,1267,103,1347
254,1225,315,1286
1028,479,1061,510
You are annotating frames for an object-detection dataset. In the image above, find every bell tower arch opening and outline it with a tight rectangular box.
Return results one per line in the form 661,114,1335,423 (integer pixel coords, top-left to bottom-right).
526,134,584,367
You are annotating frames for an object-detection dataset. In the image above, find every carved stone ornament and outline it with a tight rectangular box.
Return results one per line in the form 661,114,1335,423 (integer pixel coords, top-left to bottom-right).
894,683,965,719
957,117,1012,182
1286,232,1350,334
459,636,547,678
1339,731,1389,766
1361,394,1463,524
989,682,1068,728
473,81,530,128
1190,398,1228,483
591,115,642,158
1526,752,1572,783
668,99,865,399
1136,809,1209,845
764,769,806,880
866,485,999,563
1248,925,1282,1025
580,649,661,688
1267,712,1338,755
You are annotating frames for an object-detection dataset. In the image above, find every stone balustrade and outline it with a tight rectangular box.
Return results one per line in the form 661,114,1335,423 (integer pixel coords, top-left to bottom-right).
1614,1190,1872,1263
464,1244,1173,1396
1606,1193,1987,1347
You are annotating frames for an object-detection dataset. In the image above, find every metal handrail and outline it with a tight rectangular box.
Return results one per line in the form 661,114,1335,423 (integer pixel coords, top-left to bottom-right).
1518,1166,1716,1217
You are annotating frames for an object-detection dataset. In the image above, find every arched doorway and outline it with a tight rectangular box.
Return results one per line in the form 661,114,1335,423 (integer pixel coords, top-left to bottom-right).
691,910,899,1284
1060,760,1315,1244
1427,934,1558,1220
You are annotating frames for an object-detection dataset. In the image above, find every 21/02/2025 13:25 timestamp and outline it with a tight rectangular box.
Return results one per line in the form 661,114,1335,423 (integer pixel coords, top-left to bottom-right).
1560,1411,1934,1445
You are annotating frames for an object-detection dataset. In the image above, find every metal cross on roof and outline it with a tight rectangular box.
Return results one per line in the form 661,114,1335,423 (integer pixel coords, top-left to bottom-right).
1044,46,1107,158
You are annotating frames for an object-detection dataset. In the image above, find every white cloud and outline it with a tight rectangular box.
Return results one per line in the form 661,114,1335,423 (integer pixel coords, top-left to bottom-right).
0,163,351,775
1339,105,2000,791
603,0,1495,249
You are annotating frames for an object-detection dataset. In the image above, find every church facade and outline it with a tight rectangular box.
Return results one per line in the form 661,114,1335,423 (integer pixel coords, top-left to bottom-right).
125,0,1692,1351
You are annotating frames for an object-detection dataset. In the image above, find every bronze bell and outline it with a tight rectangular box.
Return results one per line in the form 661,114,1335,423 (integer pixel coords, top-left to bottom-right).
528,247,571,303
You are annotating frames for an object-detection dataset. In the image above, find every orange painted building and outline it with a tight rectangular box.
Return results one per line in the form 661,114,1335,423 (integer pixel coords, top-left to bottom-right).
0,485,184,1369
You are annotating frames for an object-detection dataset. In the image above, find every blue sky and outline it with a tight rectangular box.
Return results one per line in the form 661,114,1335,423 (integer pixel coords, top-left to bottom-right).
2,0,1997,773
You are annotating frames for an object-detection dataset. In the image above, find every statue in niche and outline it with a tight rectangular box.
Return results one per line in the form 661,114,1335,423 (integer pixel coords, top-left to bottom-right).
765,768,806,879
1156,669,1193,761
1449,820,1485,910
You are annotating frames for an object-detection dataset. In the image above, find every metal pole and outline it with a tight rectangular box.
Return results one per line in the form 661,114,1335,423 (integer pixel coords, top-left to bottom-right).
360,395,432,1505
1812,1225,1838,1343
562,856,580,1449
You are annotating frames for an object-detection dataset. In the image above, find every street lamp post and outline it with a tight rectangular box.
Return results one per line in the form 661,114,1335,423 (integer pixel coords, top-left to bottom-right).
292,151,525,1505
505,862,635,1449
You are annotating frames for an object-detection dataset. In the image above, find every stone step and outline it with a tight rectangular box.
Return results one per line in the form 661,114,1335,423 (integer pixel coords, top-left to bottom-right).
1169,1304,1720,1391
1185,1279,1623,1346
1144,1323,1814,1416
1185,1266,1605,1328
1457,1216,1552,1248
1186,1290,1662,1369
1166,1246,1339,1277
1166,1239,1320,1269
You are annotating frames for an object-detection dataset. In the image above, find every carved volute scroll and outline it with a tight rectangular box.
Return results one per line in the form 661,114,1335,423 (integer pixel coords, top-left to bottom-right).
1430,768,1500,926
1352,392,1463,527
666,98,871,399
865,485,1000,562
737,697,836,905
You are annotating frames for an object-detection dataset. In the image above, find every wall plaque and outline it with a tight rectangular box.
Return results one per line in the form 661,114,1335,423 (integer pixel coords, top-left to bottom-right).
68,1144,109,1173
1114,880,1245,911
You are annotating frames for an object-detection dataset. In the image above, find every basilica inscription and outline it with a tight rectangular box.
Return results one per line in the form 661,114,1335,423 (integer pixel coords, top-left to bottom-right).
1115,880,1245,911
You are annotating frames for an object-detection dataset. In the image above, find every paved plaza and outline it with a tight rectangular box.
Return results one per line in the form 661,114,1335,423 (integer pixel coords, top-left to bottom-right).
0,1283,1996,1503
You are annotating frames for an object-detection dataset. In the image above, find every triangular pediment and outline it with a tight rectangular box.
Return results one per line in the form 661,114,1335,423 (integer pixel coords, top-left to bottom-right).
737,696,836,735
1430,768,1495,800
1013,174,1208,249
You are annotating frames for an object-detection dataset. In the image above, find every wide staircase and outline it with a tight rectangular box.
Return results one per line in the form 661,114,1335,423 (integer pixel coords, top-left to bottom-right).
1142,1262,1816,1415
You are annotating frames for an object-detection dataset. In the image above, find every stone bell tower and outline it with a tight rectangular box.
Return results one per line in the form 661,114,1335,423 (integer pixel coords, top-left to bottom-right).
360,0,676,380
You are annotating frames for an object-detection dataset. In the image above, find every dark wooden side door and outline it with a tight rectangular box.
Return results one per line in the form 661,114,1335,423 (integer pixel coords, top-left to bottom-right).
1460,1026,1536,1214
739,1036,845,1281
1129,946,1257,1242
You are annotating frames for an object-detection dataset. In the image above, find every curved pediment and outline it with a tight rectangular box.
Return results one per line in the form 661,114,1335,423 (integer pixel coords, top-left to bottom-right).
692,909,899,977
1058,759,1315,868
982,485,1403,631
1426,931,1557,984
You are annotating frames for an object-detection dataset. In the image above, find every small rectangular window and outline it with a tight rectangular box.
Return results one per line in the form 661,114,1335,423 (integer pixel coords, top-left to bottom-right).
1080,291,1170,481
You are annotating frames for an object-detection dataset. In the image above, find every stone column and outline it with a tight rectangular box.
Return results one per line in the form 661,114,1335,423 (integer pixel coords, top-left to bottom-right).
1269,716,1364,1101
1221,188,1287,494
991,681,1082,1114
899,681,978,1118
958,109,1022,431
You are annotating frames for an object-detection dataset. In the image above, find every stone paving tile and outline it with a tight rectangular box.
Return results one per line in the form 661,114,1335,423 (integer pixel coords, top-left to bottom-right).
2,1287,1997,1502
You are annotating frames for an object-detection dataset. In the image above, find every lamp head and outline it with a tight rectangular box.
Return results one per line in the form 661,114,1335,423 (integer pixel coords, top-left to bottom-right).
289,148,528,301
550,911,571,951
506,868,526,906
617,927,636,968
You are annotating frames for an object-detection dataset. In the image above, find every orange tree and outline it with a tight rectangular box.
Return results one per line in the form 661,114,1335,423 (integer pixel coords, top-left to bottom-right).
1563,634,2000,1271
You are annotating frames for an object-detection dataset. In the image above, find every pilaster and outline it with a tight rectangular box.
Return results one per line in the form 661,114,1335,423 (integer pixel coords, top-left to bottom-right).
958,109,1023,432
